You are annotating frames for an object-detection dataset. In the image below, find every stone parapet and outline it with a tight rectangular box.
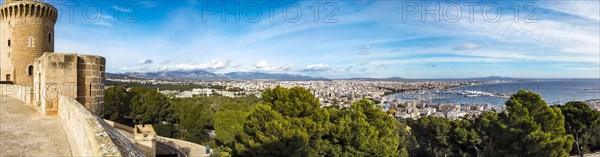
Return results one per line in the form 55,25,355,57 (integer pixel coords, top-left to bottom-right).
157,136,211,157
59,95,145,157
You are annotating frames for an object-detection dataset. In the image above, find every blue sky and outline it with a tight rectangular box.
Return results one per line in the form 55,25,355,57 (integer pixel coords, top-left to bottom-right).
5,0,598,78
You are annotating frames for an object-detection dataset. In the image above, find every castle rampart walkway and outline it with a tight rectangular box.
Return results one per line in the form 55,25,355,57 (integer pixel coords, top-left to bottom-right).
0,95,75,156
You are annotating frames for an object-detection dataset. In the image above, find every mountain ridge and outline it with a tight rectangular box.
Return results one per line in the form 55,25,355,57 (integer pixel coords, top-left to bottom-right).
108,70,328,81
108,71,595,81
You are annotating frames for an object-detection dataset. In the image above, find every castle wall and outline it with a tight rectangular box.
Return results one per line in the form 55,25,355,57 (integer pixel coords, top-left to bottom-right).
134,124,157,157
0,1,57,85
76,55,105,115
157,135,211,156
104,119,203,157
59,95,145,157
104,119,135,133
33,53,78,116
31,53,106,116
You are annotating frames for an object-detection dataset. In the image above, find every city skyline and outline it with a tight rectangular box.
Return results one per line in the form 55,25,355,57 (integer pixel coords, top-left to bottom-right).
10,0,598,78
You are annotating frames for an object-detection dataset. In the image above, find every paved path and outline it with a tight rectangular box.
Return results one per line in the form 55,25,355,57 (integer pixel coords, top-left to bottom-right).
0,95,74,156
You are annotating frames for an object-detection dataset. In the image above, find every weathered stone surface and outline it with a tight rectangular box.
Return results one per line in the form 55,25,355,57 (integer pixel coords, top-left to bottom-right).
33,53,78,116
1,92,75,156
59,95,145,157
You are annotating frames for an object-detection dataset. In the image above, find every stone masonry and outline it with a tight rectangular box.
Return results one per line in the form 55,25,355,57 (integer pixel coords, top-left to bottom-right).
0,0,105,115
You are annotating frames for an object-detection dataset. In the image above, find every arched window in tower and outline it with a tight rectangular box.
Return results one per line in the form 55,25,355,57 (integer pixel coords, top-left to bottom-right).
28,65,33,76
7,39,10,47
5,74,10,81
48,33,52,43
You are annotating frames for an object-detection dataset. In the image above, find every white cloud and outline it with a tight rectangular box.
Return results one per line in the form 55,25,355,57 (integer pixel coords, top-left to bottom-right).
454,17,598,55
376,64,391,69
255,60,269,68
372,57,509,65
453,43,481,51
121,66,148,72
138,1,157,8
541,1,600,22
253,60,293,72
139,58,153,65
302,63,334,72
357,44,371,55
158,58,231,71
160,60,171,65
345,66,368,73
360,61,370,65
87,15,114,27
566,67,600,71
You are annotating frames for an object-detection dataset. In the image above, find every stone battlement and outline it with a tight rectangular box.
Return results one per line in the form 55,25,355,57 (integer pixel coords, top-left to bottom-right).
31,52,106,115
0,0,58,24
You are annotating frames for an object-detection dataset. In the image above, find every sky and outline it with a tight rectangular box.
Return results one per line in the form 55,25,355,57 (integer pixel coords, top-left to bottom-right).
4,0,598,78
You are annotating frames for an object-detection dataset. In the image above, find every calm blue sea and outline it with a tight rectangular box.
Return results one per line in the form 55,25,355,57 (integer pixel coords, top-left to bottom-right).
391,79,600,106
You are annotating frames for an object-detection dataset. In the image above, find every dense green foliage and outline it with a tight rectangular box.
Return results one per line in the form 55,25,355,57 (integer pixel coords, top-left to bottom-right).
102,85,259,143
407,90,586,157
226,86,406,157
408,117,480,157
557,101,600,155
481,90,573,156
103,86,133,125
174,98,213,143
129,87,176,124
466,90,574,156
104,85,600,157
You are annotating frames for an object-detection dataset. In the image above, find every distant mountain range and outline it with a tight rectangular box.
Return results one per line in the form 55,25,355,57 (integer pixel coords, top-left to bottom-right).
107,70,555,82
225,72,328,81
107,70,328,81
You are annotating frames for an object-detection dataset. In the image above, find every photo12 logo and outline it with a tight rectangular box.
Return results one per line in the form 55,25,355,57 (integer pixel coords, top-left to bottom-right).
401,1,539,23
0,82,102,104
39,1,140,24
201,2,339,23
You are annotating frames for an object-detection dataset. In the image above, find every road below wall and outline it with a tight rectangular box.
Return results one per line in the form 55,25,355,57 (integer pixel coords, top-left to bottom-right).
0,95,75,156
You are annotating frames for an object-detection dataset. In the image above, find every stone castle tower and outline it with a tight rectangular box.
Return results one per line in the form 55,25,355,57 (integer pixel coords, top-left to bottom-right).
0,0,57,84
0,0,106,115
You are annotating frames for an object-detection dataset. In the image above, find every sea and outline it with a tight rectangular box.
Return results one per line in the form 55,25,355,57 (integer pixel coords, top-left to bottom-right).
390,79,600,106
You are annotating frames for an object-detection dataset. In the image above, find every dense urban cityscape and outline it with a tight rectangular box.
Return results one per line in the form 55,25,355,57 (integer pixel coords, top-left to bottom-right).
108,77,600,121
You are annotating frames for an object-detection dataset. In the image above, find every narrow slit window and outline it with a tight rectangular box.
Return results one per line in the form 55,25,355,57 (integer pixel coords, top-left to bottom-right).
28,65,33,75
